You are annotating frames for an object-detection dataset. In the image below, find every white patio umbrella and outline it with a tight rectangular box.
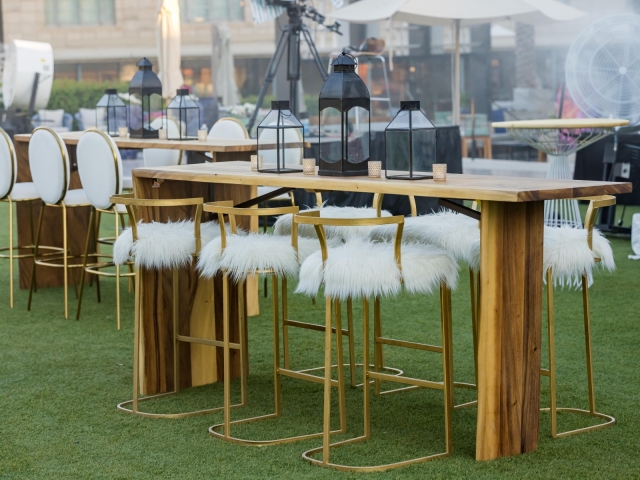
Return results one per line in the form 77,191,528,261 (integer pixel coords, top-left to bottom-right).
213,23,240,107
329,0,587,124
157,0,184,99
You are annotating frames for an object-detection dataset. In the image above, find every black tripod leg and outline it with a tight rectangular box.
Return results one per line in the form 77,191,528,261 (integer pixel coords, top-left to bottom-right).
247,26,291,132
301,25,329,81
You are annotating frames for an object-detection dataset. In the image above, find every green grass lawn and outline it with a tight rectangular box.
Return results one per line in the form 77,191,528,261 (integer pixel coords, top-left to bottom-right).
1,205,640,479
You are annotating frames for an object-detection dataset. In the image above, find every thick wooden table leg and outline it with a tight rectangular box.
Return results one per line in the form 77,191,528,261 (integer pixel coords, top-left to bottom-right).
133,176,246,395
476,200,543,460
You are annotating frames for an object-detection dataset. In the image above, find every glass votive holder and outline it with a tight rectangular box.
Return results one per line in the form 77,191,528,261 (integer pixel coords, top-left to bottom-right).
433,163,447,181
198,129,208,142
251,154,263,171
368,160,382,178
158,128,167,140
118,126,128,138
303,158,316,175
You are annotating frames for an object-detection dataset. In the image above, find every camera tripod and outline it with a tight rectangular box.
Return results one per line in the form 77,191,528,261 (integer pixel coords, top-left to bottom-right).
247,2,340,131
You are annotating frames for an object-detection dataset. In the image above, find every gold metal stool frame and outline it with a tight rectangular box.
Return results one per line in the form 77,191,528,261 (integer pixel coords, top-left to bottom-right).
541,195,616,437
205,201,348,446
295,211,454,472
111,194,246,419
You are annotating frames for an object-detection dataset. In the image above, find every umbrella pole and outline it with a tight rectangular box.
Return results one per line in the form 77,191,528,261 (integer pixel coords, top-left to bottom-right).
452,19,461,126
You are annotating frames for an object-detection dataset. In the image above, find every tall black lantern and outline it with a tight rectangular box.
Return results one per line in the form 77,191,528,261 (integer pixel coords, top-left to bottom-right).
167,89,200,141
128,58,163,138
318,52,370,177
257,100,304,174
385,101,437,180
96,89,127,136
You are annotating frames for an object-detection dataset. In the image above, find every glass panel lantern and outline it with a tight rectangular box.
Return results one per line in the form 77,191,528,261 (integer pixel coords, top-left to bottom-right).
96,89,127,136
128,57,164,138
257,100,304,174
318,52,370,177
385,101,437,180
167,89,200,141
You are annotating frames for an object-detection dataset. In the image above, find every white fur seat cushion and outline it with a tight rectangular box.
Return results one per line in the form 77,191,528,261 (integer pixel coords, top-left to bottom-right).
296,239,458,300
197,234,323,281
274,206,392,241
114,221,222,269
7,182,39,201
369,211,480,270
544,226,615,287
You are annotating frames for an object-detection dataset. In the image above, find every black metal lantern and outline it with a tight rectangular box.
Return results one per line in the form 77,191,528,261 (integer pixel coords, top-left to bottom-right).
318,52,370,177
128,58,163,138
167,89,200,141
385,101,437,180
257,100,304,174
96,89,127,136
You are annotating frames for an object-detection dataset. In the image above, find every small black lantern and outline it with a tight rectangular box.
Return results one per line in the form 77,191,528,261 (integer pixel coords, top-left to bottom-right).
318,52,370,176
385,101,436,180
128,57,164,138
167,89,200,141
257,100,304,174
96,89,127,136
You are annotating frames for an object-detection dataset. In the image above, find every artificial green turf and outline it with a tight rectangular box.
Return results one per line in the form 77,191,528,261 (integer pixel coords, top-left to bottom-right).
1,206,640,479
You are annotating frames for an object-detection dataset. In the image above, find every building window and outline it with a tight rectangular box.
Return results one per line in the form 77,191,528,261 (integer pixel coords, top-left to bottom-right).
46,0,115,26
180,0,245,23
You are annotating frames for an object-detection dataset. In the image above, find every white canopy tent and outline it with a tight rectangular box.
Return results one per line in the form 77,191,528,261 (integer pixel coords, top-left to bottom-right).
157,0,184,99
212,23,241,107
329,0,587,124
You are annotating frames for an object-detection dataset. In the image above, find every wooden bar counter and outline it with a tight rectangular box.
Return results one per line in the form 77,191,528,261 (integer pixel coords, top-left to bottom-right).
132,161,630,461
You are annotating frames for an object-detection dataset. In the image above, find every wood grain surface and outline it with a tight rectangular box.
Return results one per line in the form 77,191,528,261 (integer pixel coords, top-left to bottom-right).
133,161,632,203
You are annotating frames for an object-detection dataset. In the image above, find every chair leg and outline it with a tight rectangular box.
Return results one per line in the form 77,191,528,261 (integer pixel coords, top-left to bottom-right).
547,269,558,437
223,272,232,437
115,211,122,330
173,267,180,394
582,274,597,414
27,202,45,312
62,204,69,319
132,266,141,413
282,276,290,370
9,198,14,308
29,201,37,293
469,268,479,384
322,295,333,465
272,274,282,417
347,297,356,387
373,296,383,395
440,284,454,454
334,299,347,433
362,297,371,441
76,208,95,321
239,277,248,405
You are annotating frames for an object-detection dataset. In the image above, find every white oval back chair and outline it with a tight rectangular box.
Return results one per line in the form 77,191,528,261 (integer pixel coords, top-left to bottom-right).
27,127,92,319
76,129,134,329
208,117,248,141
0,127,40,308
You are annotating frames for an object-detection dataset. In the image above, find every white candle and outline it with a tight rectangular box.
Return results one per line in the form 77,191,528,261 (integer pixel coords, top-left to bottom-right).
118,126,128,138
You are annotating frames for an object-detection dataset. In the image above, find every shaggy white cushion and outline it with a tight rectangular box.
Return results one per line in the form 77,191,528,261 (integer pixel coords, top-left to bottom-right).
274,205,392,241
296,239,458,300
369,211,481,270
197,234,323,281
544,226,615,288
113,220,222,269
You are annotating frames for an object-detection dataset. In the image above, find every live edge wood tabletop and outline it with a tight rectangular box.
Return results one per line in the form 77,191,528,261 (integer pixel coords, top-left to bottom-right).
131,161,630,462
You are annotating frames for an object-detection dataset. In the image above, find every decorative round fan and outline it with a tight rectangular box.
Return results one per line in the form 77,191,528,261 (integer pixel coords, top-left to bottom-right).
566,14,640,124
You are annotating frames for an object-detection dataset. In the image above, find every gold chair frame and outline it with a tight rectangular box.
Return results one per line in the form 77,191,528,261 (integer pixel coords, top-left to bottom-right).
541,195,617,437
295,211,454,472
27,127,98,319
111,194,244,418
205,201,348,446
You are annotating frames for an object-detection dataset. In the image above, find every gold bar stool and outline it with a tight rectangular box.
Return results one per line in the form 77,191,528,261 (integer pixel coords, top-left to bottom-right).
200,201,348,446
273,198,403,387
75,129,134,329
369,194,481,405
0,127,54,308
27,127,94,319
541,195,617,437
111,194,241,418
294,211,458,472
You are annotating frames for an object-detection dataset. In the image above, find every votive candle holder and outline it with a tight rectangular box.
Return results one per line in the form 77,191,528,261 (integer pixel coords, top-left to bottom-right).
433,163,447,181
251,155,263,171
303,158,316,175
368,161,382,178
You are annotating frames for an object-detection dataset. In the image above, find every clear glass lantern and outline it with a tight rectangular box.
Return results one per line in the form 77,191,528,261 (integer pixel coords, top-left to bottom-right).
128,57,164,138
385,101,437,180
167,89,200,141
318,52,370,177
257,100,304,174
96,89,127,136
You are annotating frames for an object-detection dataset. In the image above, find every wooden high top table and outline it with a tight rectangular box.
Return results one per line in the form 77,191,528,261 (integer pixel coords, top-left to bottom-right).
13,132,259,290
132,161,630,461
